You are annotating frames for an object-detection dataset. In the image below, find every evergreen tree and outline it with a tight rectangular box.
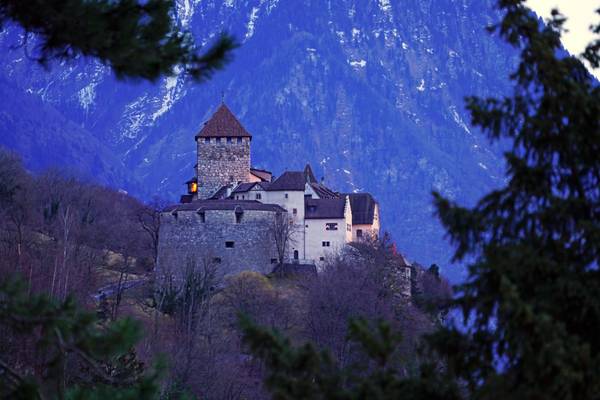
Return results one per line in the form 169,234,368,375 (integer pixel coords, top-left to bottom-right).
0,278,160,399
242,1,600,398
430,1,600,398
0,0,236,81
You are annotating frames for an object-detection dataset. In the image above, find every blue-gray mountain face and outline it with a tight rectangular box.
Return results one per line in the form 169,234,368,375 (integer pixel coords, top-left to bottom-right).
0,0,517,281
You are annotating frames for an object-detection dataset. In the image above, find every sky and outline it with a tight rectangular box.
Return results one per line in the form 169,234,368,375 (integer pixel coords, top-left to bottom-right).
527,1,599,77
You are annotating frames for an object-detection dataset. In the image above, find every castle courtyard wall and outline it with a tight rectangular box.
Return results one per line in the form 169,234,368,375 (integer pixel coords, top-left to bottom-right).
157,208,279,282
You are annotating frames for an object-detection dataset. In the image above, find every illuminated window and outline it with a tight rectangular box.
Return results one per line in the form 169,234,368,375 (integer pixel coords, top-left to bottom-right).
188,181,198,194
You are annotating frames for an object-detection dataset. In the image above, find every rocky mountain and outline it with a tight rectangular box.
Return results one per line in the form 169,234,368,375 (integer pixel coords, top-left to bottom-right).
0,0,520,281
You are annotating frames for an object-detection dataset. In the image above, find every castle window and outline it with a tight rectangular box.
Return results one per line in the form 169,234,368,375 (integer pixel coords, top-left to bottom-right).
237,137,243,143
234,206,244,223
322,241,331,247
256,193,262,200
347,224,352,232
213,257,222,264
293,208,297,215
319,257,325,261
227,137,232,143
216,137,222,143
357,229,363,238
271,258,278,264
204,137,210,143
197,210,205,223
285,193,288,199
225,241,235,248
293,250,299,260
326,223,338,231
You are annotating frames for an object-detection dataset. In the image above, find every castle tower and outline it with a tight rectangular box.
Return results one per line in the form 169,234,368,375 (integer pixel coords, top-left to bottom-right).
195,104,252,199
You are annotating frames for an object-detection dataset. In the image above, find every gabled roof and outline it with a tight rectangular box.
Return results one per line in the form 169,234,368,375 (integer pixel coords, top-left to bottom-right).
344,193,378,225
304,164,318,183
267,171,306,191
195,104,252,139
210,184,234,200
310,182,339,199
267,163,326,192
305,198,346,219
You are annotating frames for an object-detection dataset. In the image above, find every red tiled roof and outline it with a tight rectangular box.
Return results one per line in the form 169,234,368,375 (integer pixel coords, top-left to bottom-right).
195,104,252,139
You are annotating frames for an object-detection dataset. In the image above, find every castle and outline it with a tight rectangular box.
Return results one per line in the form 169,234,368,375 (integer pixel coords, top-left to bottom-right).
157,104,380,279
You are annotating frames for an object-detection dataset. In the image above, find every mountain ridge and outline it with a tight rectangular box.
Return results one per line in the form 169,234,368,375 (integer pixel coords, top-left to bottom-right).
0,0,519,280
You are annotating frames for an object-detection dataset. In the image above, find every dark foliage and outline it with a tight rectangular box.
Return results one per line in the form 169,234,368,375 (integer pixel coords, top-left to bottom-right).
0,278,160,399
0,0,236,81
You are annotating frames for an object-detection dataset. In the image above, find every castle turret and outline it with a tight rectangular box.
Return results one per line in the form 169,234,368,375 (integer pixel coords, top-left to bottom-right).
195,104,252,199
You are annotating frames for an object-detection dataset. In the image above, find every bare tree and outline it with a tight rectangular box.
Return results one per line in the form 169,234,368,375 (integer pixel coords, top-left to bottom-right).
267,211,300,271
137,197,165,267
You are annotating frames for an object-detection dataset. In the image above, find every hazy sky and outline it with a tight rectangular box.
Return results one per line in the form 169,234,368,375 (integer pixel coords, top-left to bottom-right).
527,1,599,77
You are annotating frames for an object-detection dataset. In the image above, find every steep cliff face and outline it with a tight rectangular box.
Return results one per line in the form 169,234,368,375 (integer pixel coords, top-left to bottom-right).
0,0,518,280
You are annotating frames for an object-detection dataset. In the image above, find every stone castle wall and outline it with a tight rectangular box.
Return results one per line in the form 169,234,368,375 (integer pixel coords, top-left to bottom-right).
157,208,279,282
197,138,251,199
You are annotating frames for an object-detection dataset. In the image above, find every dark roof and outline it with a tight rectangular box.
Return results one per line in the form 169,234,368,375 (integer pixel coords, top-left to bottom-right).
232,182,270,194
344,193,378,224
250,168,272,182
185,177,197,184
267,171,306,191
210,184,234,200
304,164,318,183
165,200,285,213
180,194,194,204
232,182,256,193
310,182,339,199
305,198,346,219
195,104,252,139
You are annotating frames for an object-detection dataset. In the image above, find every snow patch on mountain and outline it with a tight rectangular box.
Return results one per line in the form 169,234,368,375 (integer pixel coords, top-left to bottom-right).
378,0,392,14
245,7,260,40
78,82,98,111
449,105,472,135
349,59,367,68
152,67,184,121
